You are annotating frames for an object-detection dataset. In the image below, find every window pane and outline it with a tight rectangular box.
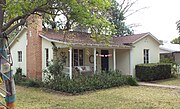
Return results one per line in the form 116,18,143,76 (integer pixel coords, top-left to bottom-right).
143,49,149,64
79,50,83,66
45,49,49,67
73,49,78,66
73,49,84,66
18,51,22,62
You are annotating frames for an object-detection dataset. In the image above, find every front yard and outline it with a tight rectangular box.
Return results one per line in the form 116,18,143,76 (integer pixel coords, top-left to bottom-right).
153,77,180,86
10,85,180,109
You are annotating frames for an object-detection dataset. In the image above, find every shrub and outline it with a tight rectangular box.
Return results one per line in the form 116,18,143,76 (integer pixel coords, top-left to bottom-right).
135,63,171,81
21,79,43,88
160,56,178,74
14,67,26,84
14,67,43,87
43,55,67,83
44,71,138,94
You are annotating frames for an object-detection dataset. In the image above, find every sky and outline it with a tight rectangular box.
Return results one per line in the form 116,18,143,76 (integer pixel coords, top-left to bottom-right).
118,0,180,41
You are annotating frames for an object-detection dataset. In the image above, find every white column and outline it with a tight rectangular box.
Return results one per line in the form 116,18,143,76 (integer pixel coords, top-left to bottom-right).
113,48,116,71
69,47,72,79
94,48,96,73
129,49,133,76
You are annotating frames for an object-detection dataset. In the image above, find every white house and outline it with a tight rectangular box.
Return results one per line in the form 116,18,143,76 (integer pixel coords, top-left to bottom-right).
10,15,161,80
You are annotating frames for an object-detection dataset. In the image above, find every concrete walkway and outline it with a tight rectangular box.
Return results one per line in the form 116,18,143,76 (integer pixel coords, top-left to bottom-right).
139,82,180,90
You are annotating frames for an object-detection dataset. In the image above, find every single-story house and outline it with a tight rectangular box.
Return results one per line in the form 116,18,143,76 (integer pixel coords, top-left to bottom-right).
10,15,161,80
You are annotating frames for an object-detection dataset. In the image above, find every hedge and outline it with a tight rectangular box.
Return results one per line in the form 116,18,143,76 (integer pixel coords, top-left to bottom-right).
44,71,138,94
135,63,171,81
14,70,138,94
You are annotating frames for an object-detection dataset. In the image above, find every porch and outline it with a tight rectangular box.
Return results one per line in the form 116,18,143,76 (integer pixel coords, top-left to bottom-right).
50,44,132,79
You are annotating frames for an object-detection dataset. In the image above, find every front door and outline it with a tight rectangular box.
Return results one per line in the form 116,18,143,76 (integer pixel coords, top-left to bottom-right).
101,50,109,71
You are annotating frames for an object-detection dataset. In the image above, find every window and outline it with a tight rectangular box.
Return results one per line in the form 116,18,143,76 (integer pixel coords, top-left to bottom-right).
45,48,49,67
73,49,84,66
144,49,149,63
18,51,22,62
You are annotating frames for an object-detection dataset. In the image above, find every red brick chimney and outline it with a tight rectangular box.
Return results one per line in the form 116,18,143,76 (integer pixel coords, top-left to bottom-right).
26,14,42,80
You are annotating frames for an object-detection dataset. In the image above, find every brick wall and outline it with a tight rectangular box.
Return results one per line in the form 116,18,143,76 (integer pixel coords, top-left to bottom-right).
26,14,42,80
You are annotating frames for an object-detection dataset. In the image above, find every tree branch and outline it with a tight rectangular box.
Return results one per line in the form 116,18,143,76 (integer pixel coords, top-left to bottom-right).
125,7,148,17
0,0,5,33
2,15,26,31
4,18,27,36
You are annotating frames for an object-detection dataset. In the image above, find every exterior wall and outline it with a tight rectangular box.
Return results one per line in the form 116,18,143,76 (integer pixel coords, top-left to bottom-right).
131,35,160,76
173,53,180,64
41,38,54,71
116,49,130,75
42,40,69,80
11,30,27,75
26,15,42,80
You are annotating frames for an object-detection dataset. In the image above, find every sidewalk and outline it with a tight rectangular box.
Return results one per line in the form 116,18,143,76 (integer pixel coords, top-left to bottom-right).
139,82,180,90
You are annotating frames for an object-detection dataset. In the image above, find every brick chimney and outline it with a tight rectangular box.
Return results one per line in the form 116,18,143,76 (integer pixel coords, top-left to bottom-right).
26,14,42,80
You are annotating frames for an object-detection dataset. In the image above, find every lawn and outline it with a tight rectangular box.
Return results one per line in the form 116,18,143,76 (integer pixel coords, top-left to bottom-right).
153,77,180,86
2,85,179,109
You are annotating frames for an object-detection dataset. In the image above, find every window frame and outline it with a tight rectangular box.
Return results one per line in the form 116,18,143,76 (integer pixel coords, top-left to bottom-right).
73,49,84,66
18,51,22,62
144,49,149,64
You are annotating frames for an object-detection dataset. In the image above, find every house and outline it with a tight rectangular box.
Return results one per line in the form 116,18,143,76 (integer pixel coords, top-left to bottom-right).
10,15,161,80
160,41,180,63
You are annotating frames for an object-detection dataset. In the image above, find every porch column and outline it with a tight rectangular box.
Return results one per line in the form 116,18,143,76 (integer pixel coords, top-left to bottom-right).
113,48,116,71
94,48,96,73
69,47,72,79
129,49,133,76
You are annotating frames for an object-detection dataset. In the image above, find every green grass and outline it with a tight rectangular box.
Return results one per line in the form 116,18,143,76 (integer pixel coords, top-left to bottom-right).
153,77,180,86
3,86,179,109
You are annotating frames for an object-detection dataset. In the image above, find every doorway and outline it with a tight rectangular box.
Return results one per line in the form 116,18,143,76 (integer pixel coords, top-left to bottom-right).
101,50,109,71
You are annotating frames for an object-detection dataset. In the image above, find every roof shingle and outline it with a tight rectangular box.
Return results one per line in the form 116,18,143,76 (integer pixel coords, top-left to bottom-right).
40,29,149,46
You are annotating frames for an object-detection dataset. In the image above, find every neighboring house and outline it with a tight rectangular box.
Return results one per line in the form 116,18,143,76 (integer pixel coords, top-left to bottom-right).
10,15,161,80
160,42,180,63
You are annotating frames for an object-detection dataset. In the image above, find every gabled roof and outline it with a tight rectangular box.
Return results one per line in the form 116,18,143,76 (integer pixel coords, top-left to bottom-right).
113,32,161,45
39,29,130,48
40,30,161,47
10,28,160,48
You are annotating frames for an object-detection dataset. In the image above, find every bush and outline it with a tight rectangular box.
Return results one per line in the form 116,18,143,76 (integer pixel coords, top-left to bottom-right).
135,63,171,81
44,71,138,94
160,56,178,74
21,79,43,88
43,56,138,94
14,68,26,84
14,67,43,87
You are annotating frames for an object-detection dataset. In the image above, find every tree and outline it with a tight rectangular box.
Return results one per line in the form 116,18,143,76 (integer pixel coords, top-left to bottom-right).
108,0,133,36
0,0,112,108
42,0,142,37
173,20,180,44
171,37,180,44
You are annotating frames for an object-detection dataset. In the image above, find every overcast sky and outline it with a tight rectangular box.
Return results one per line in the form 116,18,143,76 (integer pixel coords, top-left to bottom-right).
118,0,180,41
